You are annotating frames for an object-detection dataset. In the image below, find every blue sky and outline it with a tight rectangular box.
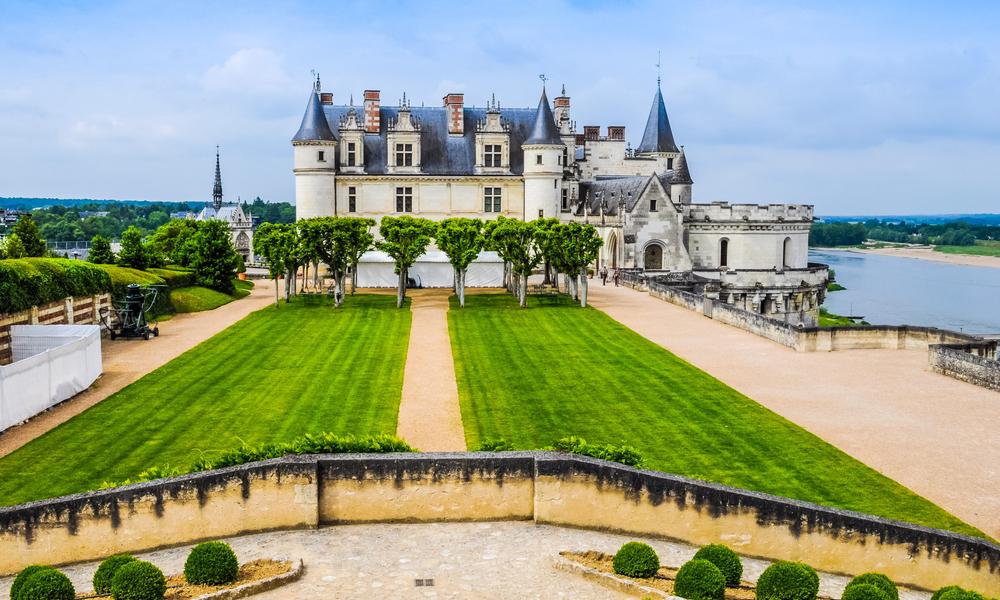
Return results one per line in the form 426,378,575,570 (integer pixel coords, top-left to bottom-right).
1,0,998,215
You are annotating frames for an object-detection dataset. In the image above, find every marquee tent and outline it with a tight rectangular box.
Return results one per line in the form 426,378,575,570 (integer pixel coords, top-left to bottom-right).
355,250,504,288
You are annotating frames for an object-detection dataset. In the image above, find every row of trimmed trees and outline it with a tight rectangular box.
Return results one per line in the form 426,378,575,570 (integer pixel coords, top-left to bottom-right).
252,215,603,309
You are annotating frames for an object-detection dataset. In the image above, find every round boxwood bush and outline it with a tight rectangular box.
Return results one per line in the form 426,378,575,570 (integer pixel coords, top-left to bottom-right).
932,587,966,600
612,541,660,578
843,583,891,600
755,561,820,600
674,558,726,600
693,544,743,587
9,565,53,600
110,560,166,600
184,541,239,585
17,569,74,600
938,589,986,600
93,554,138,594
846,573,898,600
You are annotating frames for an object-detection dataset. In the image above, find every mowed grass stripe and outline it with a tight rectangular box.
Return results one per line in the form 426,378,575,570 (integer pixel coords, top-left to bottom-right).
0,295,411,506
448,293,980,537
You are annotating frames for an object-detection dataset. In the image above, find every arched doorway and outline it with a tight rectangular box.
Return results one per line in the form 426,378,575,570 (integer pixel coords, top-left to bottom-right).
607,232,619,269
782,237,793,269
644,244,663,270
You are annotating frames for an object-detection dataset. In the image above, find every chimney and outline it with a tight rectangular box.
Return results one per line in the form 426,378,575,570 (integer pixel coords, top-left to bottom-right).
320,92,334,105
607,126,625,141
584,126,600,141
363,89,381,134
554,93,570,123
443,93,464,135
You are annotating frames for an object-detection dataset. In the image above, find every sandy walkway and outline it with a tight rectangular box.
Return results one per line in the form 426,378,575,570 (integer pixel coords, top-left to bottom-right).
849,246,1000,269
586,282,1000,538
0,279,276,458
396,290,466,451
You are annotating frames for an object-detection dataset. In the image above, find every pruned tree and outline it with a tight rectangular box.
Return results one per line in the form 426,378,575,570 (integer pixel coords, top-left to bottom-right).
253,222,294,307
296,218,326,289
376,216,437,308
556,222,604,307
344,217,375,296
307,217,350,307
488,218,542,307
436,218,484,307
88,234,116,264
533,218,561,286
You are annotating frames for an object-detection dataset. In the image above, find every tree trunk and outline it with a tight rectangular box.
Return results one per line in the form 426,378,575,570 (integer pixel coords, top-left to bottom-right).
274,277,279,307
458,268,466,307
580,267,589,308
313,261,320,289
519,273,528,307
397,267,406,308
303,263,309,290
351,264,358,295
543,260,551,285
284,269,291,302
335,271,345,308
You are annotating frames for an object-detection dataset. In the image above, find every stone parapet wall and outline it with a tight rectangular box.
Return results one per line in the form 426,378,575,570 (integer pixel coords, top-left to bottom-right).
684,202,813,223
0,294,111,365
0,453,997,594
708,300,802,348
929,344,1000,392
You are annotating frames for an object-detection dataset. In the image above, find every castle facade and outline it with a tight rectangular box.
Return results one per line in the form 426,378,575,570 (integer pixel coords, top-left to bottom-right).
292,78,828,324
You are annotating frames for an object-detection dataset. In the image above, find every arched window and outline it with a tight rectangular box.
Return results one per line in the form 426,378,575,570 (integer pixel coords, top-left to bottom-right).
719,238,729,268
782,237,793,269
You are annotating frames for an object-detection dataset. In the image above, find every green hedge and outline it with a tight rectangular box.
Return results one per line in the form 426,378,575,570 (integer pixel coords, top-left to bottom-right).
845,573,897,600
0,258,111,313
755,561,819,600
148,267,195,289
674,558,726,600
96,265,171,316
93,554,138,594
110,560,165,600
9,565,54,600
692,544,742,587
612,541,660,578
184,541,239,585
16,568,74,600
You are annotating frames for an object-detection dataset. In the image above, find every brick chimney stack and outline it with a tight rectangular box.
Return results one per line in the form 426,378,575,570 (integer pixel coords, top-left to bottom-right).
363,90,381,133
443,93,464,135
320,92,333,105
554,93,570,123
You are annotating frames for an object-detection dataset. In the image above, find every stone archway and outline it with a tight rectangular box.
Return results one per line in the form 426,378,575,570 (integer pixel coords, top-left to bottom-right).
644,243,663,270
607,232,619,269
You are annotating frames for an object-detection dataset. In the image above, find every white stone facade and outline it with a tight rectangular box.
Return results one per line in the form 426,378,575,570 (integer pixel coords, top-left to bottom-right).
291,80,828,324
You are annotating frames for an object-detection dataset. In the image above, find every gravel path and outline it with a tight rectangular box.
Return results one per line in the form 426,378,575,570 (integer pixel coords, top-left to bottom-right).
0,279,276,458
0,522,926,599
396,290,466,451
585,281,1000,539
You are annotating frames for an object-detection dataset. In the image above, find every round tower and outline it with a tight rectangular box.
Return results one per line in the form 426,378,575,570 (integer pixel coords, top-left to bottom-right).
293,77,338,220
521,86,564,220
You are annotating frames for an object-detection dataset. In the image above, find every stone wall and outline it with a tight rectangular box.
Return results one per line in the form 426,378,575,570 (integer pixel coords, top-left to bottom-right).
708,300,802,348
0,294,111,365
929,344,1000,392
1,453,997,595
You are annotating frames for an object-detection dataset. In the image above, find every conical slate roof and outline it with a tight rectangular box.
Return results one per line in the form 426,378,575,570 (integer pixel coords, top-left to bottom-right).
673,147,692,184
523,87,562,145
292,90,335,142
637,85,679,154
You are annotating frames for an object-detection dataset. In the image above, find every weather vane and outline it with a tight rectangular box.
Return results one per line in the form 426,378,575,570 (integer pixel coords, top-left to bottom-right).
539,73,548,88
656,50,662,86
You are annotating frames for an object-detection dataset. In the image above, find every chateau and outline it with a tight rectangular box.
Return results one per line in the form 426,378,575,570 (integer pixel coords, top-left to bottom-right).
292,77,828,324
196,148,254,262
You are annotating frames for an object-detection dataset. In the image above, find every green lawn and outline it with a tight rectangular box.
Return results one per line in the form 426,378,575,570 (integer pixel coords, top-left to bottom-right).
818,307,867,327
170,279,254,313
0,295,411,505
449,294,980,537
935,240,1000,257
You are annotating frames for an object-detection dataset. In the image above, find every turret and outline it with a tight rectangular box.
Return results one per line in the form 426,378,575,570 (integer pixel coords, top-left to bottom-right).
292,75,338,220
670,147,693,204
521,86,564,220
635,82,680,172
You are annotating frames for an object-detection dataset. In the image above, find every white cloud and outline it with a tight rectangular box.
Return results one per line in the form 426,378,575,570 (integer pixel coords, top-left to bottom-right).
202,48,292,95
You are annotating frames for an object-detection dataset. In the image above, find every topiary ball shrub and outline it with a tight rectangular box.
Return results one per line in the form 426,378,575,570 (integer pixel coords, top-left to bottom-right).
755,561,820,600
17,568,75,600
612,541,660,578
932,587,965,600
9,565,53,600
842,583,891,600
674,558,726,600
110,560,166,600
938,589,986,600
183,541,239,585
845,573,898,600
693,544,743,587
93,554,138,594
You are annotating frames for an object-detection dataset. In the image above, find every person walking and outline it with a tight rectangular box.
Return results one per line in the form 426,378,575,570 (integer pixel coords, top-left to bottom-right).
600,265,608,286
613,269,620,287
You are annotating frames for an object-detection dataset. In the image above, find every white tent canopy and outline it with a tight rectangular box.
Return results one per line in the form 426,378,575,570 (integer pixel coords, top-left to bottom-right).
356,250,504,288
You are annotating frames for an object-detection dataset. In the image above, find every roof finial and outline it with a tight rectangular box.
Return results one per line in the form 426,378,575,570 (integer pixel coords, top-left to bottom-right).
311,69,320,92
561,83,566,96
349,93,354,107
656,50,662,87
539,73,548,89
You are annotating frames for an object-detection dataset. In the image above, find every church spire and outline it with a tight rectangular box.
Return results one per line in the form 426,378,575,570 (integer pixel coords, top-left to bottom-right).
636,82,679,154
213,146,223,210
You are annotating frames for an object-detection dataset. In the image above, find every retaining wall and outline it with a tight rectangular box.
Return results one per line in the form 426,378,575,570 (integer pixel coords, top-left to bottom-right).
930,345,1000,392
1,453,997,595
0,294,111,365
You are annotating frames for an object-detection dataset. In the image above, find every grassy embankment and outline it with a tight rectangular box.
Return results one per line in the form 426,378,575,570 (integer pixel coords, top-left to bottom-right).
448,293,980,537
934,240,1000,257
0,295,411,505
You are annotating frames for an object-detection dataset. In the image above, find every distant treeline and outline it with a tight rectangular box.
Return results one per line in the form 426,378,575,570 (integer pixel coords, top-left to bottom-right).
0,197,295,241
810,219,1000,247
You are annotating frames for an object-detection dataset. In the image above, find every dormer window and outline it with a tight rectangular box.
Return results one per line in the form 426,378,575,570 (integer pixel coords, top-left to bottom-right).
347,143,356,167
650,197,658,211
395,143,413,167
484,144,502,167
317,150,325,162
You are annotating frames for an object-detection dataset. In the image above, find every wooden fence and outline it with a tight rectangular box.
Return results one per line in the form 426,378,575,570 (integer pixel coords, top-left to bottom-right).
0,294,111,365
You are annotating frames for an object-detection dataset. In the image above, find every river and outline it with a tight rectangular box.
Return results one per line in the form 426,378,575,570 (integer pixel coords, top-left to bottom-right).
809,249,1000,334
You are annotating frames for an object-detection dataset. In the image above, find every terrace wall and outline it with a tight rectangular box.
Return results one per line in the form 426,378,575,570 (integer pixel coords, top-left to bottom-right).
0,453,997,595
0,294,111,365
929,344,1000,392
